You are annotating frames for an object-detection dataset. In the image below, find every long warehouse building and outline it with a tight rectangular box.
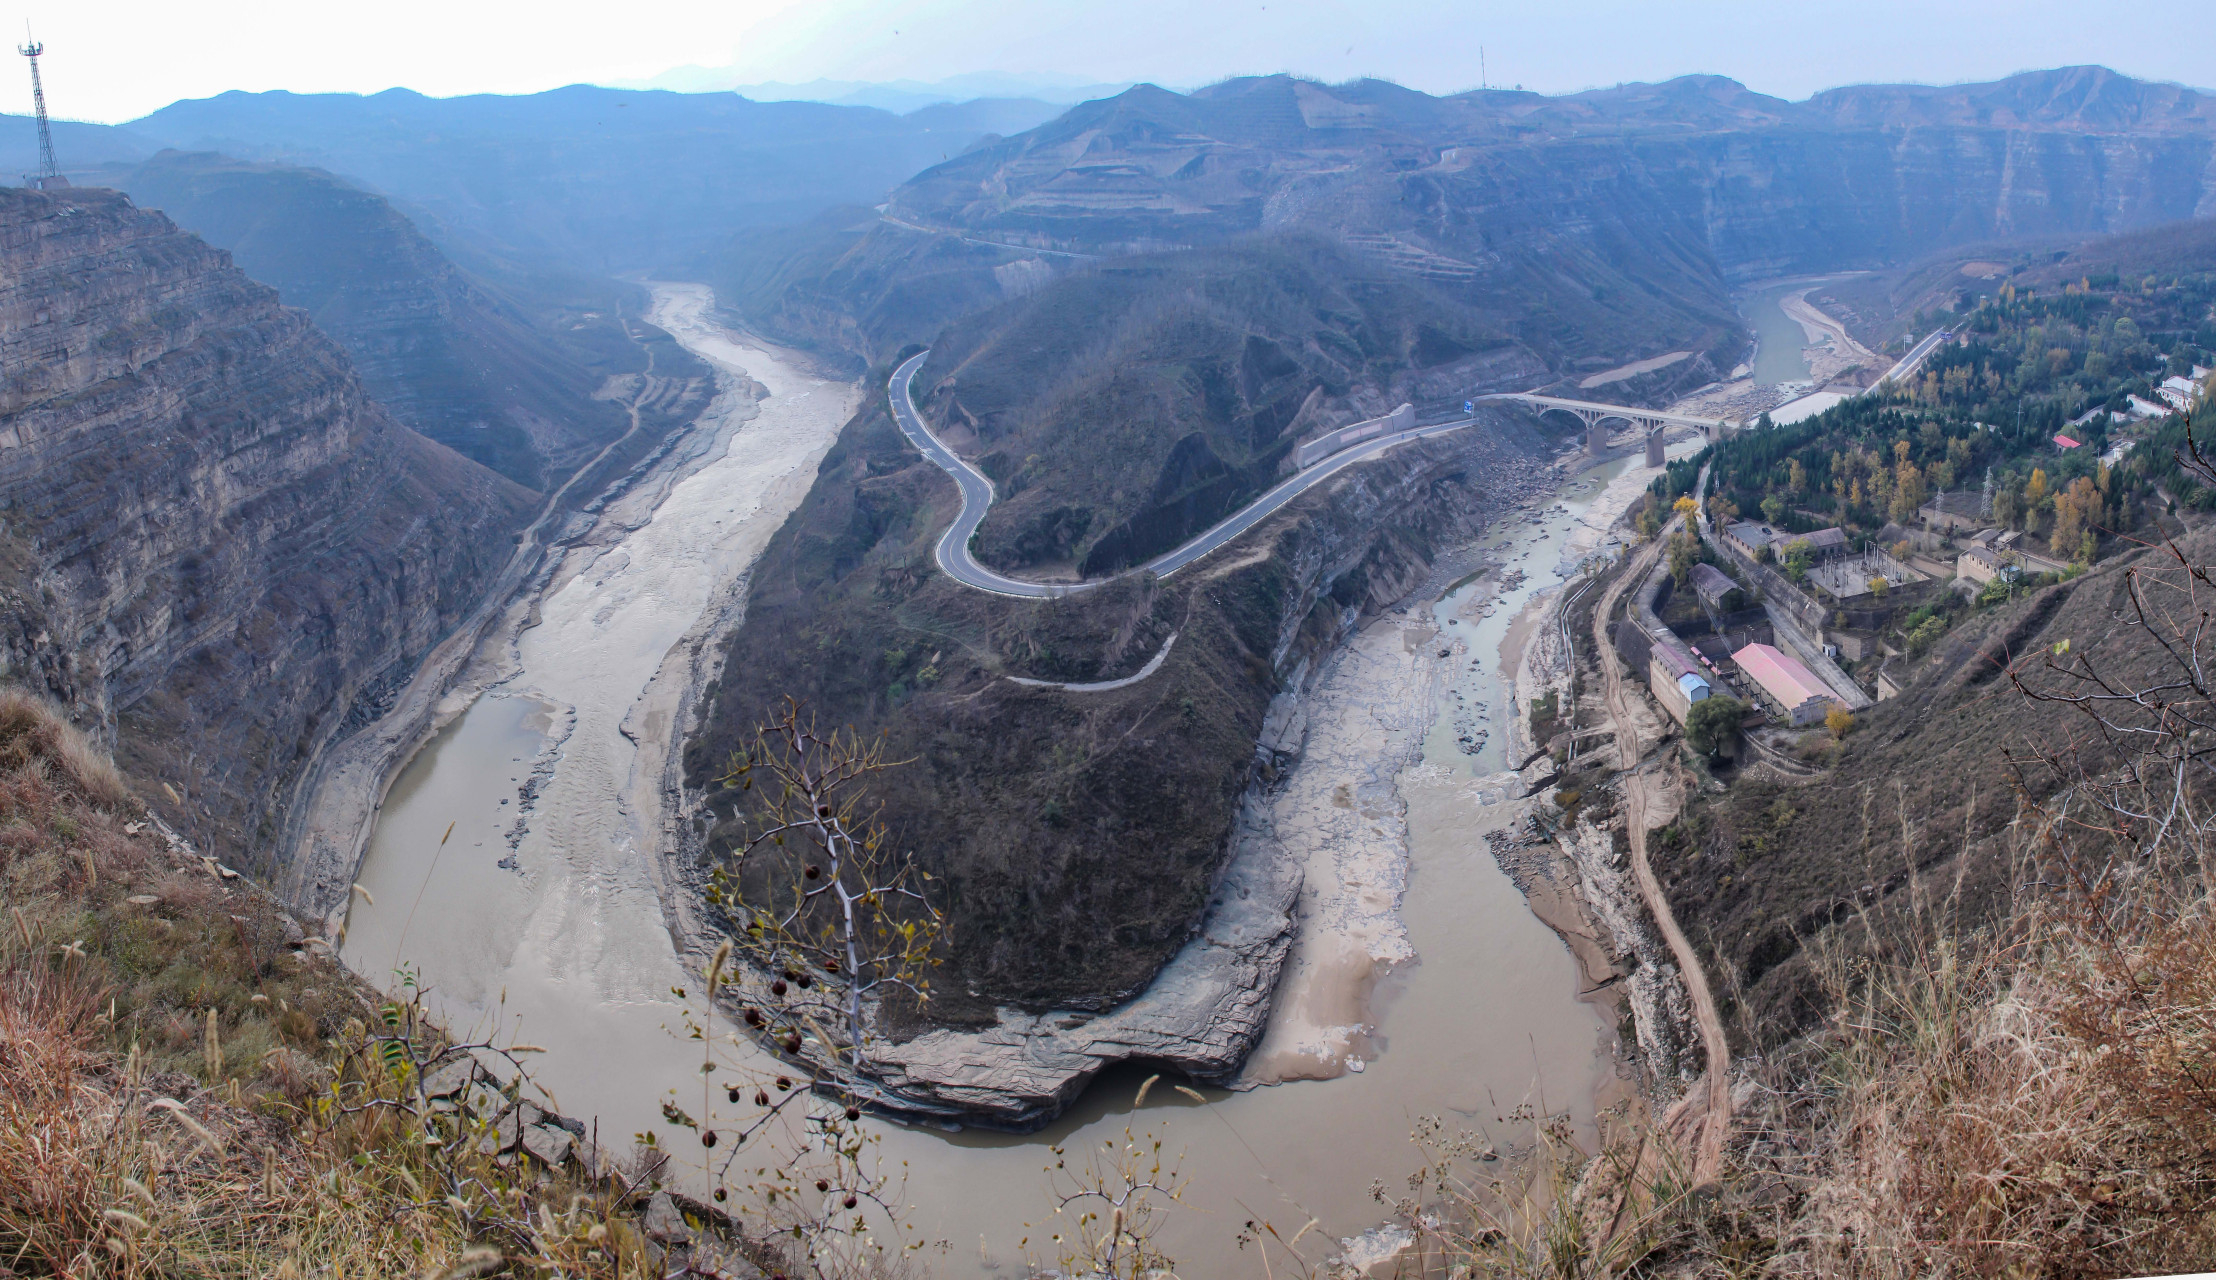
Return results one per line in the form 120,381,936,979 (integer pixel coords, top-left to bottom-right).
1732,642,1838,726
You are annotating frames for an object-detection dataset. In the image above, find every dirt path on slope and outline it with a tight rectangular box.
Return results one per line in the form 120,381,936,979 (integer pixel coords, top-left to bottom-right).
1588,518,1731,1184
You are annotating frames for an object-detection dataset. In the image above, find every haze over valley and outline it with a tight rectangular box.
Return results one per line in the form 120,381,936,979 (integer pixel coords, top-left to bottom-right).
4,5,2216,1275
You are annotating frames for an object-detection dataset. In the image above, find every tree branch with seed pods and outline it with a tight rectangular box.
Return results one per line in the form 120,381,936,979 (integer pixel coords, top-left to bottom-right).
313,969,655,1270
1025,1074,1190,1279
704,697,943,1083
650,939,932,1277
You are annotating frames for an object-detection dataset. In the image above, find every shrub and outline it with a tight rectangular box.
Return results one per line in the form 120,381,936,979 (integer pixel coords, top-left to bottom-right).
1684,696,1745,758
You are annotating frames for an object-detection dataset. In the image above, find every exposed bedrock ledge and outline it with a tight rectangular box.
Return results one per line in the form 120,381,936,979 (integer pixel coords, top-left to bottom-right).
731,417,1555,1127
868,821,1303,1126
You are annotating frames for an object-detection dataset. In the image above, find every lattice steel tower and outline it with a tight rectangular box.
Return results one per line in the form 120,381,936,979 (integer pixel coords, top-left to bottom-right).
19,29,62,190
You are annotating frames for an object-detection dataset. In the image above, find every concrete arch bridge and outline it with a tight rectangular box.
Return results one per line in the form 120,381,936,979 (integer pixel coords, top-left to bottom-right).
1478,393,1737,456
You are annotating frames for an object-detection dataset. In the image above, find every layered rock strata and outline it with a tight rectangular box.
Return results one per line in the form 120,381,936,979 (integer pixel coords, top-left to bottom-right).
0,185,529,871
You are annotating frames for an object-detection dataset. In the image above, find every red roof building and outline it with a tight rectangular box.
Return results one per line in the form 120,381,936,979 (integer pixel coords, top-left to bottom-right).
1732,642,1839,726
2053,434,2081,449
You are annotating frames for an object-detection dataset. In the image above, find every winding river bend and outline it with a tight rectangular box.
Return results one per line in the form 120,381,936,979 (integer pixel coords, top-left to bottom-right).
338,285,1631,1275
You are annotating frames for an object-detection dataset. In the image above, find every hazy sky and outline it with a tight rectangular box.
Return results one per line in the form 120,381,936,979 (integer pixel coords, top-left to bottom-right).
10,0,2209,125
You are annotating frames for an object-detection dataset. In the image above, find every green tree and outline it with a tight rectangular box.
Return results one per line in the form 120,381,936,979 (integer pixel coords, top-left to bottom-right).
1783,539,1813,584
1994,483,2022,530
1760,494,1788,524
1668,530,1698,588
1684,696,1744,758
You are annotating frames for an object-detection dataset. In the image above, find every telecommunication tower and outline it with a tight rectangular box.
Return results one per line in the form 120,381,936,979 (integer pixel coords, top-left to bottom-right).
18,28,64,190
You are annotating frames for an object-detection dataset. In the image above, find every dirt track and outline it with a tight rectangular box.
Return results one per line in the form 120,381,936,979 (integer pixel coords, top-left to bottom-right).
1587,516,1732,1183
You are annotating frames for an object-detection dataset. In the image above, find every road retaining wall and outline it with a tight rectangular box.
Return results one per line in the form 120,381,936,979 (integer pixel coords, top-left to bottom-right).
1297,403,1413,469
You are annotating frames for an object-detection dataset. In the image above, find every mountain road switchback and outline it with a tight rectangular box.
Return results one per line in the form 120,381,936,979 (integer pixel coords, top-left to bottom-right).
888,350,1497,598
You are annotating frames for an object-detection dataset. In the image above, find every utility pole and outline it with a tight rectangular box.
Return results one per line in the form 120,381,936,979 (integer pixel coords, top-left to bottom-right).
19,28,62,190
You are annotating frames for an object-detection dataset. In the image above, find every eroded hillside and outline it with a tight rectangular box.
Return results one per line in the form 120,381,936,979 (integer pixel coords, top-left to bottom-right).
114,151,708,492
914,237,1559,574
686,372,1551,1016
0,185,530,874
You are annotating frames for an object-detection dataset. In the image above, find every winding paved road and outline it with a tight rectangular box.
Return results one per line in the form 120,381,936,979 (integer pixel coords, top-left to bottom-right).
888,351,1489,598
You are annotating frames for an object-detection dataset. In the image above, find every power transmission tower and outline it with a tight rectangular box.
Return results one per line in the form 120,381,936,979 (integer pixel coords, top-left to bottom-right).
18,29,63,190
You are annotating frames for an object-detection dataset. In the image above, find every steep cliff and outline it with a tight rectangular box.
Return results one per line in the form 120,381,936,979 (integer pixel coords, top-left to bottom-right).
0,185,531,870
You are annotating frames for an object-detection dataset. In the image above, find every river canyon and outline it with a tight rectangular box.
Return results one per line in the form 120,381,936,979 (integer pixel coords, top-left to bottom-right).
324,284,1690,1275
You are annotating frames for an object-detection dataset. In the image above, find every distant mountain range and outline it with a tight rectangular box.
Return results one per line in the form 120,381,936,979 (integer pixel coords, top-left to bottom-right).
620,69,1139,114
888,66,2216,267
8,86,1060,277
16,63,2209,293
723,64,2216,396
114,86,1056,274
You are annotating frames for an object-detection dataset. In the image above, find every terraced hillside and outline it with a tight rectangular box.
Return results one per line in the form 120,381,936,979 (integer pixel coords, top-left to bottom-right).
725,67,2216,385
891,68,2215,271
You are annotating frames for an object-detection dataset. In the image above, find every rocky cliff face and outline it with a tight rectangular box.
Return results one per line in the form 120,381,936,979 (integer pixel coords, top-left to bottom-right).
0,185,530,870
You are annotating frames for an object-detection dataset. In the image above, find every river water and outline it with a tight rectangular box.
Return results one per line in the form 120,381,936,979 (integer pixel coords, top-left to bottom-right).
1742,280,1817,387
339,286,1634,1276
340,282,857,1156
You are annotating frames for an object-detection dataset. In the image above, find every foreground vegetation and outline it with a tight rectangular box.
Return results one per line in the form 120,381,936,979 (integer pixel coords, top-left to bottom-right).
0,687,944,1278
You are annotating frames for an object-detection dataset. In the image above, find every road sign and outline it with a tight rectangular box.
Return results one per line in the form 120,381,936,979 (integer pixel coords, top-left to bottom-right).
1463,400,1475,414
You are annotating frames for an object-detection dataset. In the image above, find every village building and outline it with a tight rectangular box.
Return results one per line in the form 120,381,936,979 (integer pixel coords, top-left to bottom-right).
1956,544,2017,586
2159,371,2208,412
1647,637,1712,725
1722,520,1848,562
1955,527,2068,585
1733,641,1838,726
1689,562,1741,611
1918,489,1988,533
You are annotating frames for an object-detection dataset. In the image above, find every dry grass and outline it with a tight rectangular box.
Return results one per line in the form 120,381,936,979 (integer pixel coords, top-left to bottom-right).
0,687,853,1278
0,957,482,1277
1769,890,2216,1276
1391,866,2216,1279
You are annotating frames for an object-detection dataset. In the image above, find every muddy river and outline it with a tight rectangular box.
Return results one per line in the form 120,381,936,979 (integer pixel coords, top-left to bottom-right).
339,286,1648,1275
1742,280,1818,387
